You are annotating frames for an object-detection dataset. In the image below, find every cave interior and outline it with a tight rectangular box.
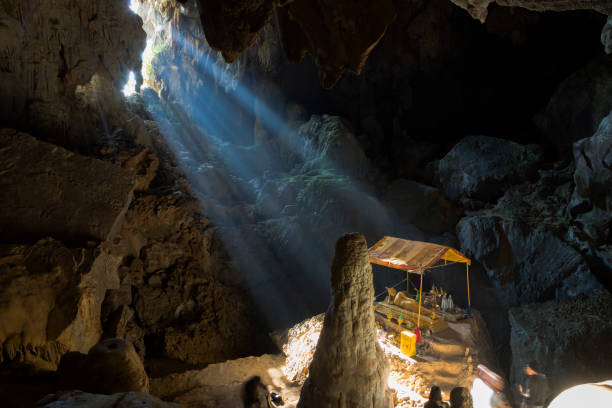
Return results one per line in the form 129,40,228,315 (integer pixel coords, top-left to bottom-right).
0,0,611,407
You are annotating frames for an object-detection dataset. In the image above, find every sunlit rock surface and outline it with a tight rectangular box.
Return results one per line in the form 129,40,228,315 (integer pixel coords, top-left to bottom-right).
509,290,612,400
151,354,301,407
0,238,122,370
298,233,392,408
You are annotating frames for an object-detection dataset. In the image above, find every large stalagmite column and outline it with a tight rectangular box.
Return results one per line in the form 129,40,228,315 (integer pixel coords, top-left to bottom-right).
298,233,392,408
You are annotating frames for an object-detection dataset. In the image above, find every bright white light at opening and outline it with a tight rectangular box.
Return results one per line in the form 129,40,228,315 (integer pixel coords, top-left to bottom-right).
471,378,494,408
129,0,139,14
141,37,154,83
122,71,137,96
547,381,612,408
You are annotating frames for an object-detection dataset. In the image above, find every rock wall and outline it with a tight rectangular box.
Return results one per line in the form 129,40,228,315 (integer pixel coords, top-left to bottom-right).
509,290,612,400
298,233,392,408
0,0,145,149
450,0,612,22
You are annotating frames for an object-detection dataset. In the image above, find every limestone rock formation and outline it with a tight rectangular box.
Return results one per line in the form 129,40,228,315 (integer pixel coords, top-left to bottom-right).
449,0,612,23
0,238,122,370
278,0,396,88
195,0,275,63
297,233,392,408
435,135,541,204
0,0,145,146
38,391,180,408
602,16,612,53
191,0,396,88
457,214,602,306
0,129,134,243
299,115,371,178
534,55,612,149
384,179,460,235
569,110,612,242
58,338,149,394
509,290,612,399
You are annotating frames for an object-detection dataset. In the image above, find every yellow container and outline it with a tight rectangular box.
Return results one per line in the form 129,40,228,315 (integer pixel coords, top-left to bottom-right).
400,330,416,357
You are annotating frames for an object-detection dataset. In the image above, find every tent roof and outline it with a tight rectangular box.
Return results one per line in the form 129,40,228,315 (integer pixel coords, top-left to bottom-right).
369,236,470,272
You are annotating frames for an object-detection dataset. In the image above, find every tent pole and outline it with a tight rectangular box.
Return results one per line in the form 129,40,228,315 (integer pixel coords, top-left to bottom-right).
407,270,409,294
417,268,423,328
466,263,471,307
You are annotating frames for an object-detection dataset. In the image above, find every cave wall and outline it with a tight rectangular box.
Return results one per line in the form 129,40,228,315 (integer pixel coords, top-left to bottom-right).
0,0,272,375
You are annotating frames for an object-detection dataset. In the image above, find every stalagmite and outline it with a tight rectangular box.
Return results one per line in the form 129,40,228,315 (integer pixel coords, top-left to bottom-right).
297,233,392,408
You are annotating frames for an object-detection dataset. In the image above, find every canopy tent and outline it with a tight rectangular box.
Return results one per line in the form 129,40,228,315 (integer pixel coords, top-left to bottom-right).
369,236,470,271
368,236,472,336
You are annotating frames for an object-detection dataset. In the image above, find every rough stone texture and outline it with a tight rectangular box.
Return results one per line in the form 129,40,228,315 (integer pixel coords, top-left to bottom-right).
107,185,268,365
58,338,149,394
278,0,396,88
0,238,122,370
195,0,275,63
297,233,392,408
449,386,473,408
509,290,612,400
384,179,460,235
449,0,612,23
457,215,601,306
569,110,612,242
150,354,302,407
38,391,180,408
0,129,134,244
435,135,541,204
299,115,370,178
0,0,145,146
602,16,612,53
534,55,612,149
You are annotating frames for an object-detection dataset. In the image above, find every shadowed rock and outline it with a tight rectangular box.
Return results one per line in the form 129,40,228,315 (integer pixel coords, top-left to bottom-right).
0,129,134,244
58,338,149,394
297,233,392,408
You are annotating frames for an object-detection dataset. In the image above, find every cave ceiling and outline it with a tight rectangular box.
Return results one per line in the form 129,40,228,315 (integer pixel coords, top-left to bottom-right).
168,0,612,88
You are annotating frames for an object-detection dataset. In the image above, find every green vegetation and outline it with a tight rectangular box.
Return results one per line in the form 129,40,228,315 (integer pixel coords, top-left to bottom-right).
282,169,349,214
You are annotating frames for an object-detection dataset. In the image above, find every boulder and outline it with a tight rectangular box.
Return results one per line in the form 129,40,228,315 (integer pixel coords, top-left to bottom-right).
449,386,473,408
457,215,601,306
569,110,612,243
0,129,134,243
58,338,149,394
299,115,370,178
534,55,612,150
435,135,541,204
384,179,460,235
0,238,122,370
37,391,179,408
509,290,612,400
297,233,392,408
